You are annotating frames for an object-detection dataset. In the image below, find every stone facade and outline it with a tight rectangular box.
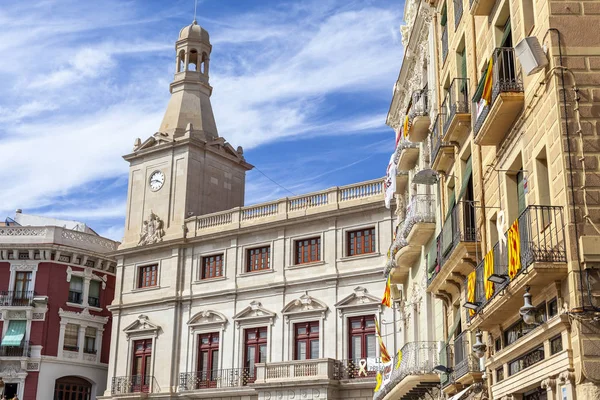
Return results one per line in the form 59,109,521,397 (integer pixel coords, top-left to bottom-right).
383,0,600,398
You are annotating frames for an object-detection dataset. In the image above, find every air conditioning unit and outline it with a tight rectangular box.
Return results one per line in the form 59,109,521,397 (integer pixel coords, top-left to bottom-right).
515,36,548,76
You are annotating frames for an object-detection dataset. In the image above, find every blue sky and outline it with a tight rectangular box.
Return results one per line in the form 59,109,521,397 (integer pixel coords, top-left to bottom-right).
0,0,405,240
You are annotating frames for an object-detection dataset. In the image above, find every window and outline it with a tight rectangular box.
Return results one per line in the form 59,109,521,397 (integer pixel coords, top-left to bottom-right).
504,303,547,346
517,169,526,216
548,298,558,318
54,376,92,400
496,367,504,382
138,265,158,288
348,315,376,360
508,346,544,376
84,327,97,354
88,280,101,307
132,339,153,392
14,271,32,295
202,254,224,279
197,332,220,388
69,276,84,304
495,337,502,352
64,323,80,351
246,247,270,272
347,228,376,256
550,335,563,355
245,327,267,383
295,237,321,265
294,321,319,360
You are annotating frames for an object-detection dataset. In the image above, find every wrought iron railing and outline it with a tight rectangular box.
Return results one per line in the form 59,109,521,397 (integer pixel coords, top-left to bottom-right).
408,89,430,122
441,78,470,136
334,358,386,380
393,138,419,164
68,291,82,304
111,375,160,394
88,296,100,307
0,340,30,357
452,331,480,380
179,368,250,391
430,114,447,166
468,205,566,316
473,47,524,137
439,201,479,265
374,342,440,400
427,233,442,286
454,0,464,29
441,26,448,63
0,291,34,307
400,194,436,238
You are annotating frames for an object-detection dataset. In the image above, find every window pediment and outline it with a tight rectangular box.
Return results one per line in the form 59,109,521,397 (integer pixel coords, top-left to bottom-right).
282,292,328,321
335,286,382,316
58,308,109,328
188,310,227,330
233,300,276,326
123,314,161,337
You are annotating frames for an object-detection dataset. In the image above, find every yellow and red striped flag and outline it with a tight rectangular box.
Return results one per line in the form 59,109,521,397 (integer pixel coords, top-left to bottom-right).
484,248,495,300
508,219,522,279
381,275,392,308
374,316,392,363
467,270,476,317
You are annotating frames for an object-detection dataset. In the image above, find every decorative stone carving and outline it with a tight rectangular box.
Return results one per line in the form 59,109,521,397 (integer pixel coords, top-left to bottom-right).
233,301,277,326
0,362,21,377
282,292,328,322
188,310,227,329
558,370,575,385
541,377,556,390
138,211,165,246
32,312,45,320
10,263,37,272
26,362,40,371
61,229,118,251
63,350,78,359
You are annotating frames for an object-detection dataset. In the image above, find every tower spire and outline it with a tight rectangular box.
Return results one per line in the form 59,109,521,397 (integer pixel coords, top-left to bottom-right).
158,20,217,140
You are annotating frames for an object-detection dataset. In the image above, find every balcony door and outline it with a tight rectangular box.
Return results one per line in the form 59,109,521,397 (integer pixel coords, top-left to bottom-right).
244,327,267,383
294,321,319,360
131,339,152,393
348,315,376,360
197,332,219,388
14,271,32,305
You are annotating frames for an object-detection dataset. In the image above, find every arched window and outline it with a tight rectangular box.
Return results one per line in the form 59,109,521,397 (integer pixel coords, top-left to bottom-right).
201,52,209,74
189,49,198,71
54,376,92,400
177,50,185,72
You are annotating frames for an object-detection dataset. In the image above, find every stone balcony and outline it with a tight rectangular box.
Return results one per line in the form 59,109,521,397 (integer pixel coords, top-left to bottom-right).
395,139,419,172
185,178,384,238
406,90,431,143
430,114,454,173
441,78,471,145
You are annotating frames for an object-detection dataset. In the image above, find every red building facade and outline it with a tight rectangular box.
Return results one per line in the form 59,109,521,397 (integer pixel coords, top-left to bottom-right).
0,223,117,400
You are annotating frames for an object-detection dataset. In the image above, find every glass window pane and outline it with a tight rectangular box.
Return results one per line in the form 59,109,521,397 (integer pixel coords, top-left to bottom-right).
310,340,319,359
366,335,376,358
199,351,209,372
259,345,267,362
259,330,267,339
365,318,375,328
246,347,256,367
297,341,307,360
212,350,219,371
297,326,307,335
351,336,362,360
351,320,361,329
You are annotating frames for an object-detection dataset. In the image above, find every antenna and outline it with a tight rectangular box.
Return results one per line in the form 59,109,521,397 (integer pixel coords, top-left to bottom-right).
193,0,198,22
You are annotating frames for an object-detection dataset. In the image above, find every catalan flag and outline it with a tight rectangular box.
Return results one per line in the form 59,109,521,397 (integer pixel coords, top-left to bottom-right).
395,349,403,370
381,275,392,308
403,115,409,137
374,316,392,363
482,57,494,105
467,270,476,317
484,248,495,300
508,219,522,280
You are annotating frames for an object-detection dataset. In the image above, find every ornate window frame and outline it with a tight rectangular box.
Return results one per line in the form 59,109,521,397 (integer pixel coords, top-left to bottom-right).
233,301,276,368
58,308,109,363
66,266,108,311
8,261,38,296
122,315,161,380
282,293,328,360
187,310,228,373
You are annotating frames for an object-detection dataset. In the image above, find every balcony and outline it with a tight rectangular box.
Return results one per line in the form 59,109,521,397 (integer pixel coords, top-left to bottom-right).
88,296,100,308
395,138,420,172
0,340,30,358
0,291,34,307
441,26,448,64
442,332,482,393
473,48,524,147
68,291,82,305
470,0,494,16
431,114,454,173
441,78,471,144
111,375,160,395
396,170,409,196
401,194,436,247
427,202,479,295
467,206,567,330
180,368,251,391
406,90,431,142
375,342,440,400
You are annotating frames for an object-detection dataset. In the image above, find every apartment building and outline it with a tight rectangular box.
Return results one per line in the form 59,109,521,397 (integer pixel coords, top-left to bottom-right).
421,0,600,398
0,211,118,399
375,1,450,399
100,20,398,400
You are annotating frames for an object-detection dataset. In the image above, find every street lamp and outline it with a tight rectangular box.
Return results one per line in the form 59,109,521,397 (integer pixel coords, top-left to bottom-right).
472,330,487,359
487,273,508,285
519,286,537,325
433,365,453,374
463,301,480,311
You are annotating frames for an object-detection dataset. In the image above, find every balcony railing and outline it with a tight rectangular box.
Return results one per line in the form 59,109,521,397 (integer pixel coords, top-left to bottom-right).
454,0,464,28
68,291,82,304
111,375,160,395
452,331,480,380
179,368,250,391
469,206,566,317
374,342,439,400
440,202,478,264
427,233,442,286
400,194,436,239
441,78,470,138
88,296,100,308
408,90,430,121
441,26,448,63
0,291,34,307
334,358,386,380
0,340,30,357
431,114,445,165
473,47,524,138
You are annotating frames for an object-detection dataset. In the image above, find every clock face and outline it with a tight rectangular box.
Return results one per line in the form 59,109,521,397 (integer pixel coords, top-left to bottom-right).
149,170,165,191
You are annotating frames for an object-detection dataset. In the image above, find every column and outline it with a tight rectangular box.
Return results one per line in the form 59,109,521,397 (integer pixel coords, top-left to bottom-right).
78,325,86,360
57,321,67,358
541,377,556,400
82,277,91,307
96,328,104,364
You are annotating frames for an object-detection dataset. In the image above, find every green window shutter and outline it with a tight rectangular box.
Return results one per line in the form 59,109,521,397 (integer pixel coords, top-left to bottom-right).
500,19,512,47
461,50,467,79
446,191,456,220
427,241,438,273
472,66,488,103
458,157,473,200
1,320,26,346
517,170,526,215
441,3,448,26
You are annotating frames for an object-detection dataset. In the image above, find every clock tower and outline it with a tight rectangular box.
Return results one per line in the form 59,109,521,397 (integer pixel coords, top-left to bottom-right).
121,20,253,248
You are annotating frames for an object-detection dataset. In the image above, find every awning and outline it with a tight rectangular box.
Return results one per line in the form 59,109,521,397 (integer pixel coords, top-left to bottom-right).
1,320,26,346
449,386,471,400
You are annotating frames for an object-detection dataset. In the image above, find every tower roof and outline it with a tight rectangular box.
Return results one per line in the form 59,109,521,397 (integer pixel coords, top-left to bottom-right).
179,20,210,42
